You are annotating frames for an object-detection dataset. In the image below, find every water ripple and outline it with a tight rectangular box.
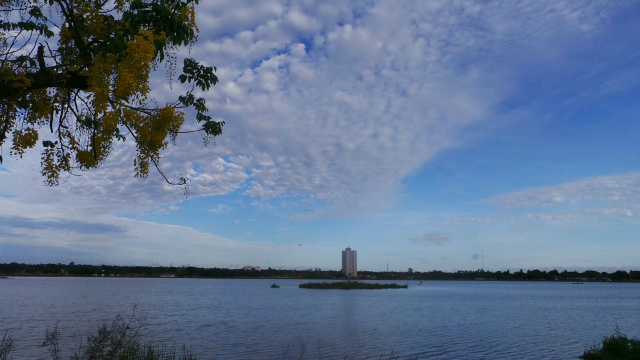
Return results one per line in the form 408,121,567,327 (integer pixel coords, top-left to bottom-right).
1,279,639,359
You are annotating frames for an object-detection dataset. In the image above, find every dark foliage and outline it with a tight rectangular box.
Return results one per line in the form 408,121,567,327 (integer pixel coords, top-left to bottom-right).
581,330,640,360
299,281,408,290
1,263,639,282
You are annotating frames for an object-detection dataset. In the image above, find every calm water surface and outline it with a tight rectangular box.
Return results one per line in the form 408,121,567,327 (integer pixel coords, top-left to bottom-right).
1,277,639,359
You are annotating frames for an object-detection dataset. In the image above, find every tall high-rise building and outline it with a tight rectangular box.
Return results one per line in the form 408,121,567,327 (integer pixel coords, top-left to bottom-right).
342,247,357,277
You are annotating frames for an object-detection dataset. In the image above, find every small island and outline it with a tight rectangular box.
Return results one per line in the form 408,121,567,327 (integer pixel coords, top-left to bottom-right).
299,281,408,290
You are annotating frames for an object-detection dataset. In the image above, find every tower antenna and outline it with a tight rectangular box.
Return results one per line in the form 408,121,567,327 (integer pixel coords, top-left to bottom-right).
482,249,485,271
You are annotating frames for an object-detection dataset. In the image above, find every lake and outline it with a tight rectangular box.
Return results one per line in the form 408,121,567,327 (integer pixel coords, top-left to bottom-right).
1,277,639,359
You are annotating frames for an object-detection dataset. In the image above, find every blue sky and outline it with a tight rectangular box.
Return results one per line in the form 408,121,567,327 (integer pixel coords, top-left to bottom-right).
1,0,638,272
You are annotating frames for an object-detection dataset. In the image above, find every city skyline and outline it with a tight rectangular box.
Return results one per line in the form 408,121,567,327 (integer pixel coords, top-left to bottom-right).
1,1,639,272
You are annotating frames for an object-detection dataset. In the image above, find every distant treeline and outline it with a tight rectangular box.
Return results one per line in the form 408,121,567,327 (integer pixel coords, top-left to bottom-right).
0,262,344,279
0,263,638,282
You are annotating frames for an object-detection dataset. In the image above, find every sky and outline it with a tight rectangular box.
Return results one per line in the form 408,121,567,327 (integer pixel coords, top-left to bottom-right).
1,0,639,272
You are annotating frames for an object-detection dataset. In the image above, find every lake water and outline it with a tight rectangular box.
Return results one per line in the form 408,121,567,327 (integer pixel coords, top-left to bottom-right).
1,277,639,359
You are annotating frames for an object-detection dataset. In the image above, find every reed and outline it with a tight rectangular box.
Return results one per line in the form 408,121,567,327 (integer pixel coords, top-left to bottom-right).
0,332,13,360
67,313,197,360
3,310,197,360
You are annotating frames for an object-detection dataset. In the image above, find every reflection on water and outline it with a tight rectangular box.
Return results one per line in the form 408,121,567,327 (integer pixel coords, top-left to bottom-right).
1,278,639,359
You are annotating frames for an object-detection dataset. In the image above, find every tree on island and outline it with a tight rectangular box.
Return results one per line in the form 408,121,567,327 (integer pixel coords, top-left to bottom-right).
0,0,221,187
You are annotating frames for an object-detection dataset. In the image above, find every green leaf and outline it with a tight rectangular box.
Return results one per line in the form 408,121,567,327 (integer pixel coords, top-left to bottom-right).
178,93,195,107
181,58,218,91
202,120,224,136
28,7,45,19
42,140,55,148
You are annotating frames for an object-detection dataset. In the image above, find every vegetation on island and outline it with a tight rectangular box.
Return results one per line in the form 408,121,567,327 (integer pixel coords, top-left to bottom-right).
581,329,640,360
299,281,408,290
1,263,639,283
1,0,220,188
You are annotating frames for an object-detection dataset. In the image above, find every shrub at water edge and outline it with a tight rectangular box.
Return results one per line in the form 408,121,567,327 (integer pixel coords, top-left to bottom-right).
581,329,640,360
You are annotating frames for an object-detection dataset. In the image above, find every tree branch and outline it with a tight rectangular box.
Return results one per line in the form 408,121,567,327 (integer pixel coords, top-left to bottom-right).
0,69,89,100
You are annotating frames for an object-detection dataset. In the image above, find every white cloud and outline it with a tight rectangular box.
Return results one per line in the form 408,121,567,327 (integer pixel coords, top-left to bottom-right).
421,173,640,231
437,217,494,227
208,204,232,213
0,196,305,267
1,0,634,221
410,232,452,246
186,2,526,215
487,172,640,209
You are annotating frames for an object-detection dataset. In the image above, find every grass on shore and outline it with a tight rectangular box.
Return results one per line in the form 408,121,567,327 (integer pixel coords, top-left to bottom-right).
581,329,640,360
1,310,196,360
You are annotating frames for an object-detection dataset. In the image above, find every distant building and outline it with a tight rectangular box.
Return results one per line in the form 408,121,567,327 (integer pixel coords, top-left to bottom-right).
243,266,261,271
342,247,357,278
408,268,414,273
